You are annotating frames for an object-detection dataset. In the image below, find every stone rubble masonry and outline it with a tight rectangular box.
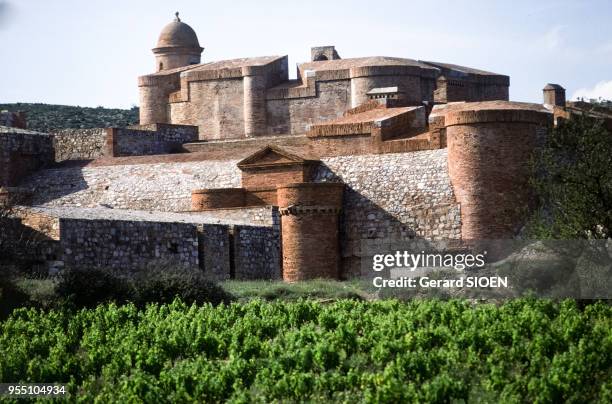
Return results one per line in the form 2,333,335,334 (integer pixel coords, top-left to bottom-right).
106,123,198,157
186,206,278,227
23,159,242,211
183,128,443,159
234,215,281,280
0,128,54,187
51,128,107,162
18,209,61,240
19,146,461,280
314,149,462,278
197,224,230,280
47,124,199,163
19,205,280,280
60,218,200,271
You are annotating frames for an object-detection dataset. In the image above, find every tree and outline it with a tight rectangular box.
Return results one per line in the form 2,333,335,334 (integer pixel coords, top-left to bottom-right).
527,113,612,239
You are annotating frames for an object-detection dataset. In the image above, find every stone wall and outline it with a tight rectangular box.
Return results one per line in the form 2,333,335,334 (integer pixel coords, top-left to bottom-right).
20,148,460,279
17,205,280,280
60,218,200,271
315,150,462,278
233,217,281,280
183,129,443,159
51,128,107,162
197,224,231,280
23,159,241,211
0,128,54,187
107,124,198,157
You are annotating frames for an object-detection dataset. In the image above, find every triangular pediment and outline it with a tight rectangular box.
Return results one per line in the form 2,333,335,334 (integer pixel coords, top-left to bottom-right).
237,145,317,169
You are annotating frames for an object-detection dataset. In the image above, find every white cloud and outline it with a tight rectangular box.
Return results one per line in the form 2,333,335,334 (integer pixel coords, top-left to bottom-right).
541,25,565,50
572,81,612,101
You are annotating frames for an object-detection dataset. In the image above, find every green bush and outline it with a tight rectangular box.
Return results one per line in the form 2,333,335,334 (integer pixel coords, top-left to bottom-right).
55,268,130,308
129,266,232,307
55,266,231,308
0,273,30,318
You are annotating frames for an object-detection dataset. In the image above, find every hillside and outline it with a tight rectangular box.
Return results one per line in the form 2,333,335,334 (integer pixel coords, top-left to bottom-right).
0,103,139,132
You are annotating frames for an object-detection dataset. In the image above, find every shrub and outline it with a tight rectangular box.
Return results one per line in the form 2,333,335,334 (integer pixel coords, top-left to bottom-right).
55,268,130,308
0,269,31,318
55,266,232,308
128,266,232,307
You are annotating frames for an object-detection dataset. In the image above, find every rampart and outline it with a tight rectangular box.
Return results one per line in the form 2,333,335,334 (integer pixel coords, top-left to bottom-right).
106,123,198,157
0,128,54,187
17,206,281,280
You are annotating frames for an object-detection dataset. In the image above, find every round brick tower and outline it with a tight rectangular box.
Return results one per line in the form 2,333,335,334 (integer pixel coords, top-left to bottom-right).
276,183,344,282
445,102,553,239
153,12,203,72
242,66,267,137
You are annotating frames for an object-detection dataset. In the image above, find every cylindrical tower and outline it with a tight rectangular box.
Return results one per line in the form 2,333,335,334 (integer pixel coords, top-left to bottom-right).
138,75,180,124
242,66,267,137
276,183,344,282
445,102,553,239
153,13,203,72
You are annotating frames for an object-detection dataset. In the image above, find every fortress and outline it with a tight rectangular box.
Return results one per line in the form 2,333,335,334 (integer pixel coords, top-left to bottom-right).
1,13,589,281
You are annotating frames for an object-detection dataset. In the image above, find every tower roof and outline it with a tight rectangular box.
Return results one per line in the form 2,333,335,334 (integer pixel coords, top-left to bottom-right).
156,12,201,49
543,83,565,91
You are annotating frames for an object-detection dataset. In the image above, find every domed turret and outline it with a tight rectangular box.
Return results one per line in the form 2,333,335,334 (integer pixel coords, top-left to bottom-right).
152,12,203,71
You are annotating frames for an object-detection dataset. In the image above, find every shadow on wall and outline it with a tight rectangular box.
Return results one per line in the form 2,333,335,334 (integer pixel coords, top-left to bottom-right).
0,215,61,271
21,164,89,207
315,162,462,279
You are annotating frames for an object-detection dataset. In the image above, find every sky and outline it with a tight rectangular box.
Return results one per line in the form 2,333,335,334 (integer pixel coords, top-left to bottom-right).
1,0,611,108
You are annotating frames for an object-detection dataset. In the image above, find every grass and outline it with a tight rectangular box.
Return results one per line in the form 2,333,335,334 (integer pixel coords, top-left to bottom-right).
220,279,375,302
1,276,378,315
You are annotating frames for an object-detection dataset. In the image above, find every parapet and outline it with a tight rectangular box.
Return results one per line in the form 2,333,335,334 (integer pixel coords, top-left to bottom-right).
105,124,198,157
444,101,553,126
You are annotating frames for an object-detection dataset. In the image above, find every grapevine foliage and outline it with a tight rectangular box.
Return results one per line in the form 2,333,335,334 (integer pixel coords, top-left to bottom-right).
0,299,610,403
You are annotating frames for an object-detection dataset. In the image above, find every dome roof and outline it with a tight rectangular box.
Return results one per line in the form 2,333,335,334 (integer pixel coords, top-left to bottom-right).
156,13,201,49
